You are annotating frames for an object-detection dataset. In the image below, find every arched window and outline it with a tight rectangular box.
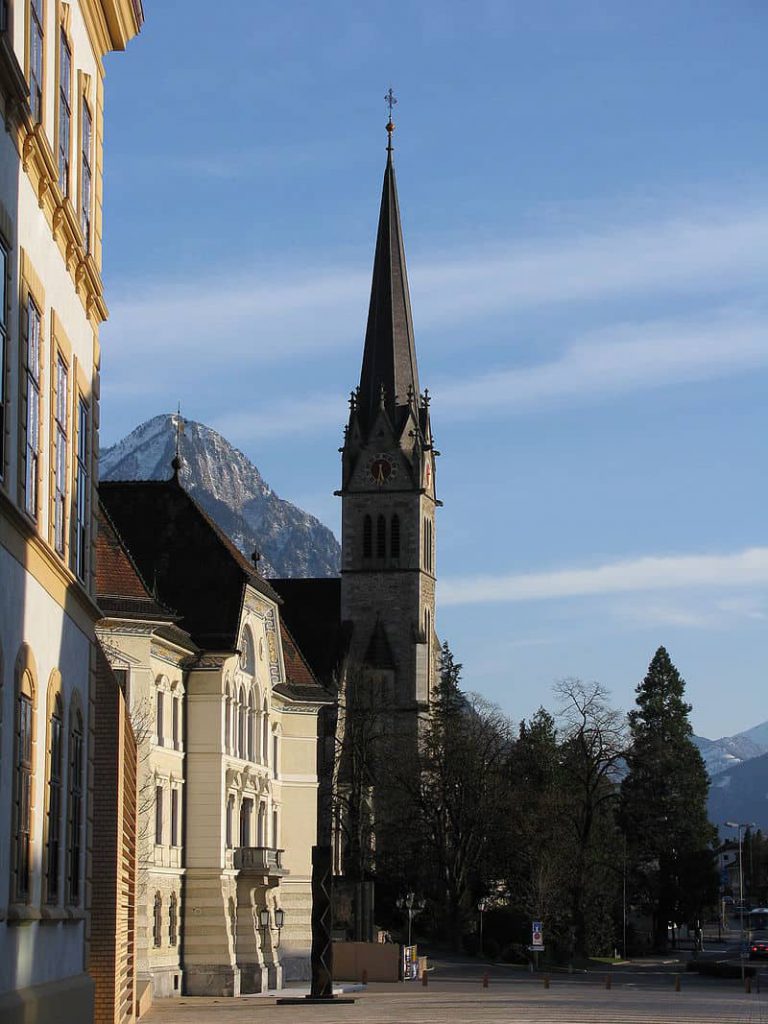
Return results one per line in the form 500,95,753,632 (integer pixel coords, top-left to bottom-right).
363,515,372,558
172,695,180,750
13,665,36,903
390,514,400,559
45,689,64,904
153,892,162,947
224,683,232,753
66,704,83,905
376,514,386,558
257,802,267,846
262,700,269,767
247,690,256,762
156,687,164,746
240,628,255,676
272,729,279,779
237,687,245,758
169,892,178,946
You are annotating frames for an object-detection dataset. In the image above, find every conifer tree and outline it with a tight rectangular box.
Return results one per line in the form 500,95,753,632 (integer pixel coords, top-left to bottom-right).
620,647,715,950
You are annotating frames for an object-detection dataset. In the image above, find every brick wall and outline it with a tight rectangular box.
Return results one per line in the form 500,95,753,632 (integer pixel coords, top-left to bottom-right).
88,645,138,1024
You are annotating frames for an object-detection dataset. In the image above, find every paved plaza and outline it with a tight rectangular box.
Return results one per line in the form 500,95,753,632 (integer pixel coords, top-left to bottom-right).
143,973,768,1024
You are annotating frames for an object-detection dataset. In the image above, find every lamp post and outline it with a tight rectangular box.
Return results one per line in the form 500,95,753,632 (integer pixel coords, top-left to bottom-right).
478,899,489,954
725,821,754,981
396,892,424,948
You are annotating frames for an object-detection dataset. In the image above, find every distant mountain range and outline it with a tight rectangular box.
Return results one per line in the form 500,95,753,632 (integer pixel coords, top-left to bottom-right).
692,723,768,832
100,413,340,579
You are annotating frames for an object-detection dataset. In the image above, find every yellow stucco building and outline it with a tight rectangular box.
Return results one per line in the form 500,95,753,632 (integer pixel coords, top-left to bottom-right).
0,2,142,1022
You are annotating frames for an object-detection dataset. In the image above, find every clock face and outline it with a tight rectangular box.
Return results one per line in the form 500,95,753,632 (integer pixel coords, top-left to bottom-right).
368,453,396,486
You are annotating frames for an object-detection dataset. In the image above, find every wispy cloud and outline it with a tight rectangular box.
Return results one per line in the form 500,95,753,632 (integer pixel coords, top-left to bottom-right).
104,204,768,363
438,547,768,606
178,306,768,439
438,308,768,416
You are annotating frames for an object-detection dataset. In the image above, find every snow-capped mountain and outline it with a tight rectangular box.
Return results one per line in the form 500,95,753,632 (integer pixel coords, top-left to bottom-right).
100,413,340,579
693,725,768,778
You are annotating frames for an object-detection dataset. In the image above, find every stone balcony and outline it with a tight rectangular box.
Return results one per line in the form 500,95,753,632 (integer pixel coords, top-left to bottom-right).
233,846,288,880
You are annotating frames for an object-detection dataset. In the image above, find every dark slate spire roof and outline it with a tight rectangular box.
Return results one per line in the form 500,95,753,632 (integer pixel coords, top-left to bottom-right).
358,148,420,430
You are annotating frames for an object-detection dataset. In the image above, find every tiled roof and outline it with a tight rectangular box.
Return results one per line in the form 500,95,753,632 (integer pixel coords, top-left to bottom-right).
95,502,174,620
275,620,333,704
100,477,279,651
270,578,347,687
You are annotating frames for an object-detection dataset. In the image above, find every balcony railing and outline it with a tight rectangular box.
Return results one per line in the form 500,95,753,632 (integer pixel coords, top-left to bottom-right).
233,846,288,877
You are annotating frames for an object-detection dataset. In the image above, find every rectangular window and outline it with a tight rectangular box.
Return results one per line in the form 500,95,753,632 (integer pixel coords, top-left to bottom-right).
58,30,72,195
46,706,63,902
80,97,92,250
53,355,68,554
0,241,7,479
29,0,44,123
112,667,129,702
171,788,179,847
0,1,9,34
14,694,33,901
156,689,164,746
155,785,163,845
24,297,41,517
67,719,83,904
73,398,88,579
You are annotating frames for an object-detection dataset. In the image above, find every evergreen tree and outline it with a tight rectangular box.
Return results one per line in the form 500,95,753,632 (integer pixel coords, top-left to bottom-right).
620,647,715,950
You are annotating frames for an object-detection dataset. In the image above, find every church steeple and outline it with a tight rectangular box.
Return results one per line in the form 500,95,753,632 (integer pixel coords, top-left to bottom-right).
357,124,420,431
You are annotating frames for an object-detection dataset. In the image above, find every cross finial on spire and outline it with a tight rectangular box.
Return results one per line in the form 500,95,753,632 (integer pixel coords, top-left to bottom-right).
385,87,397,152
171,403,185,478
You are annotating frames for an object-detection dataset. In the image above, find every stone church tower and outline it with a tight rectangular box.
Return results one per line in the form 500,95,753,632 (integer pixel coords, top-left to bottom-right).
338,124,439,728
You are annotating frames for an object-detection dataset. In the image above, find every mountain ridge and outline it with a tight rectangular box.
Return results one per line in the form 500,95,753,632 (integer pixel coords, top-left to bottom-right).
100,413,340,580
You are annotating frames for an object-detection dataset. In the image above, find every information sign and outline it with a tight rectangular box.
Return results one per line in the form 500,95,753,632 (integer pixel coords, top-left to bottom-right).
531,921,544,950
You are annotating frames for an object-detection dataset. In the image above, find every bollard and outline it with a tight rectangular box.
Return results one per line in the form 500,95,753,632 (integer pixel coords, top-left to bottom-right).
675,975,681,992
745,977,752,994
422,968,428,988
604,975,611,990
482,972,489,988
544,975,550,989
361,969,368,986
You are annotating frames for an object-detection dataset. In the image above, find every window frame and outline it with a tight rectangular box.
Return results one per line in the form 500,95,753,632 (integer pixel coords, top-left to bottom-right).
0,239,8,484
52,352,69,555
79,92,93,251
23,295,42,520
57,25,72,196
154,784,163,845
28,0,45,124
72,395,89,580
65,702,84,906
12,671,36,903
44,686,64,904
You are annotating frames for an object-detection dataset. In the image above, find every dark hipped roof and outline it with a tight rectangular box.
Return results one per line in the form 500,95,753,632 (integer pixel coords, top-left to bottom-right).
357,149,420,431
100,477,280,651
270,578,346,687
275,620,333,704
95,501,174,621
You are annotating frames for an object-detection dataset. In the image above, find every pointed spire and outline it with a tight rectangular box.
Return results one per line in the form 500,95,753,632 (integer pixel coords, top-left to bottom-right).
357,104,420,430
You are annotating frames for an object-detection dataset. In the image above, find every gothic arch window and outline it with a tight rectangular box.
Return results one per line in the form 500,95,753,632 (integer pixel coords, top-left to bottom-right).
390,514,401,559
12,651,37,904
153,892,162,948
247,690,256,762
172,693,181,750
224,682,232,753
376,514,386,558
226,793,235,848
363,515,372,558
169,892,178,947
272,727,280,779
66,696,84,905
44,679,64,904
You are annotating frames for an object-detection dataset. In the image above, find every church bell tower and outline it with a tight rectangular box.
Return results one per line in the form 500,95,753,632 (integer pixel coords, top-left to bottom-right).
338,110,439,719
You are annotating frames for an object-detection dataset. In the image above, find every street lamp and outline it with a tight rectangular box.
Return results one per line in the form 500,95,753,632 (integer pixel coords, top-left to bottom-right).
396,892,425,947
725,820,755,980
477,899,489,954
274,907,285,949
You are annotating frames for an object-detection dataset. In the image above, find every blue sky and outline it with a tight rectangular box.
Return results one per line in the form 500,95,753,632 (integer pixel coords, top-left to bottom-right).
100,1,768,739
